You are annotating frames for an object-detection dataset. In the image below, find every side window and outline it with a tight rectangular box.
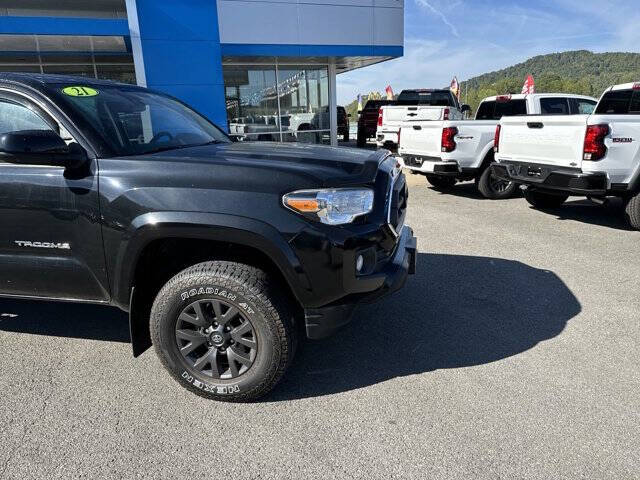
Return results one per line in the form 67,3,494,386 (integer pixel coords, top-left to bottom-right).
0,100,54,134
572,99,597,115
540,97,570,115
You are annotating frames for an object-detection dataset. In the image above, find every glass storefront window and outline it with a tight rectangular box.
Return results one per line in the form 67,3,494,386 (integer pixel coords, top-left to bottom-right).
223,63,330,144
277,66,329,143
0,34,136,84
224,66,281,142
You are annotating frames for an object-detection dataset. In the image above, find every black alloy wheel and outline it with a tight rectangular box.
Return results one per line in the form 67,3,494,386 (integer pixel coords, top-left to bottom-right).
176,298,258,379
476,166,518,199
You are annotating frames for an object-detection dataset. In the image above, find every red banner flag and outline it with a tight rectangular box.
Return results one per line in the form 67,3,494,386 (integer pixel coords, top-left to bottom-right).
385,85,394,100
522,75,535,94
450,76,461,100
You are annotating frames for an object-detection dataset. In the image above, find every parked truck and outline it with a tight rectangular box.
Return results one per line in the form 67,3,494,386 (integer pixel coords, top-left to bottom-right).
492,82,640,230
0,73,416,401
399,93,598,198
357,99,395,147
376,89,470,151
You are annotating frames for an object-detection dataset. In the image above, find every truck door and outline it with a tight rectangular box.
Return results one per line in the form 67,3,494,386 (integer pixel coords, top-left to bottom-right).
0,91,110,301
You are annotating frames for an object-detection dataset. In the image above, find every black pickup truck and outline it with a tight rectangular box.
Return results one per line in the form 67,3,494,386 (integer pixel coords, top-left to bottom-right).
0,73,416,401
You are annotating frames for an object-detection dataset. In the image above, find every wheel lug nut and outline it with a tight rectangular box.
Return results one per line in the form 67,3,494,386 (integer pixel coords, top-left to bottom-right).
229,340,234,345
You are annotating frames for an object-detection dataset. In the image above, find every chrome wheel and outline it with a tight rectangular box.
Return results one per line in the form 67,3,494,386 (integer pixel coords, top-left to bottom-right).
175,299,258,379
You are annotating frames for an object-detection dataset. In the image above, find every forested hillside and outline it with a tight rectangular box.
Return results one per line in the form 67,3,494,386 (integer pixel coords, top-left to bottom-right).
344,51,640,117
461,50,640,112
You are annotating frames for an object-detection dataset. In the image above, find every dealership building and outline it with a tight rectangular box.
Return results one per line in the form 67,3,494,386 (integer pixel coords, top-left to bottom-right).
0,1,404,144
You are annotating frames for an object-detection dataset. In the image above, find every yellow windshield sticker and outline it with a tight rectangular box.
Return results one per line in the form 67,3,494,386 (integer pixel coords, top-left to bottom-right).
62,86,99,97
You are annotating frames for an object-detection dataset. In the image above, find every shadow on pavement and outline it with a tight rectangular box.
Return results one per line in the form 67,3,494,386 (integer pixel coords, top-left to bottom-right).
0,253,581,401
0,299,129,343
421,180,523,200
269,253,580,401
539,198,632,231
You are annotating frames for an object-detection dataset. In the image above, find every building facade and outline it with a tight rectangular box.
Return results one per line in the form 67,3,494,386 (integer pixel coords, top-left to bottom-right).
0,0,403,144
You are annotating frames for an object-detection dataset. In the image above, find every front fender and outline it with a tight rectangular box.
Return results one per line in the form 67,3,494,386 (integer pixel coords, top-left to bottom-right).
111,211,311,310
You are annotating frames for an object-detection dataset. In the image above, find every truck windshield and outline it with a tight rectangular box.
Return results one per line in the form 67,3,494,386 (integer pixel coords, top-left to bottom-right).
51,84,230,156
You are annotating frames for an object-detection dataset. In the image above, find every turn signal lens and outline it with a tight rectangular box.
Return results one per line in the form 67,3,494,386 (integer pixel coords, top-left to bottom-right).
284,198,320,212
283,188,374,225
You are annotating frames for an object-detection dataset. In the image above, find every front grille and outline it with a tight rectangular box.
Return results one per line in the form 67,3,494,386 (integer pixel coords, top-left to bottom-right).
386,169,408,235
390,174,408,232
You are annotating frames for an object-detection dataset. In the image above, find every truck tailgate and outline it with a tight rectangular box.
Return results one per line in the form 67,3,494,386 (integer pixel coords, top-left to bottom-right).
499,115,588,168
381,106,408,129
399,121,443,158
405,106,446,121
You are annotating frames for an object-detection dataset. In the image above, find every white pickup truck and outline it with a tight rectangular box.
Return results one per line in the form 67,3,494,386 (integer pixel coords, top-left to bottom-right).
399,93,598,199
492,82,640,230
376,89,470,150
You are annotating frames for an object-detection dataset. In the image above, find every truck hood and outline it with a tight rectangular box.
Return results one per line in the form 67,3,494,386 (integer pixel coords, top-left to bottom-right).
137,141,390,187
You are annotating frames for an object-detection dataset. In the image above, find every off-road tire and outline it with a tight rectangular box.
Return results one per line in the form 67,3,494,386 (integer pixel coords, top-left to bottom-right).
426,174,456,190
476,166,517,199
624,193,640,231
150,261,296,402
524,189,568,209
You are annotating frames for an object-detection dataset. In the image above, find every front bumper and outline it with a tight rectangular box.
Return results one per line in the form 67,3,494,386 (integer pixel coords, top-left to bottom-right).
304,225,417,339
402,155,460,176
491,161,608,195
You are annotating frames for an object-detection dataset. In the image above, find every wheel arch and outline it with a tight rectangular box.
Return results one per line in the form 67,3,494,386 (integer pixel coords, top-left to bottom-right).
478,142,496,172
117,212,310,357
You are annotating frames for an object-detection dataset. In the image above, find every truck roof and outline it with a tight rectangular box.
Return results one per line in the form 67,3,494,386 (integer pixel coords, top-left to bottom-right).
481,93,597,102
608,82,640,91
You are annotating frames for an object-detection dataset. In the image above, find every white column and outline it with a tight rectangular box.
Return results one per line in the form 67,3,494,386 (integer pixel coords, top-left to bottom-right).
328,62,337,147
125,0,147,87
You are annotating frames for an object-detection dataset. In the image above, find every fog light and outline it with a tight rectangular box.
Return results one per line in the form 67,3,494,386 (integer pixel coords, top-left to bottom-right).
356,255,364,273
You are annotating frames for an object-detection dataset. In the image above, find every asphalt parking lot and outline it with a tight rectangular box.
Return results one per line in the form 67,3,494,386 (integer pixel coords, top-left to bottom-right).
1,173,638,479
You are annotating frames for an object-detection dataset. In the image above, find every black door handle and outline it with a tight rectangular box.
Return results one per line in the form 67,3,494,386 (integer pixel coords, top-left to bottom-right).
407,113,417,117
527,122,544,129
413,125,422,130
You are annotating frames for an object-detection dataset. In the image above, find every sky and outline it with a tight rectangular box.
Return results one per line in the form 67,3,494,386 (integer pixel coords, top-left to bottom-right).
337,0,640,104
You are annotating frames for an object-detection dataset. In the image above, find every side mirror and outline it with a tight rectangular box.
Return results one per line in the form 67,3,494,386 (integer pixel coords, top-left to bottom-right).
460,104,472,113
0,130,86,169
347,113,352,117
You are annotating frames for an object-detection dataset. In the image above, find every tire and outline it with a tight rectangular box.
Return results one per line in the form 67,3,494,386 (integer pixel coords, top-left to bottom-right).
297,124,319,144
624,193,640,231
426,174,456,190
523,188,568,209
343,131,350,142
356,129,366,148
150,261,296,402
476,166,518,199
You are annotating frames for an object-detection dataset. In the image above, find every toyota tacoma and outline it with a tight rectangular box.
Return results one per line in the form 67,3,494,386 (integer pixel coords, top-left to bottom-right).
0,73,416,401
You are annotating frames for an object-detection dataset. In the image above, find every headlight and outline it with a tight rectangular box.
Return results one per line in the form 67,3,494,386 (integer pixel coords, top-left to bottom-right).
283,188,374,225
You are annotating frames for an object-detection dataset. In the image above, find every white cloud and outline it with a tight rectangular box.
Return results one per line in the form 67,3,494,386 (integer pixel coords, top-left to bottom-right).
414,0,459,38
336,0,640,105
